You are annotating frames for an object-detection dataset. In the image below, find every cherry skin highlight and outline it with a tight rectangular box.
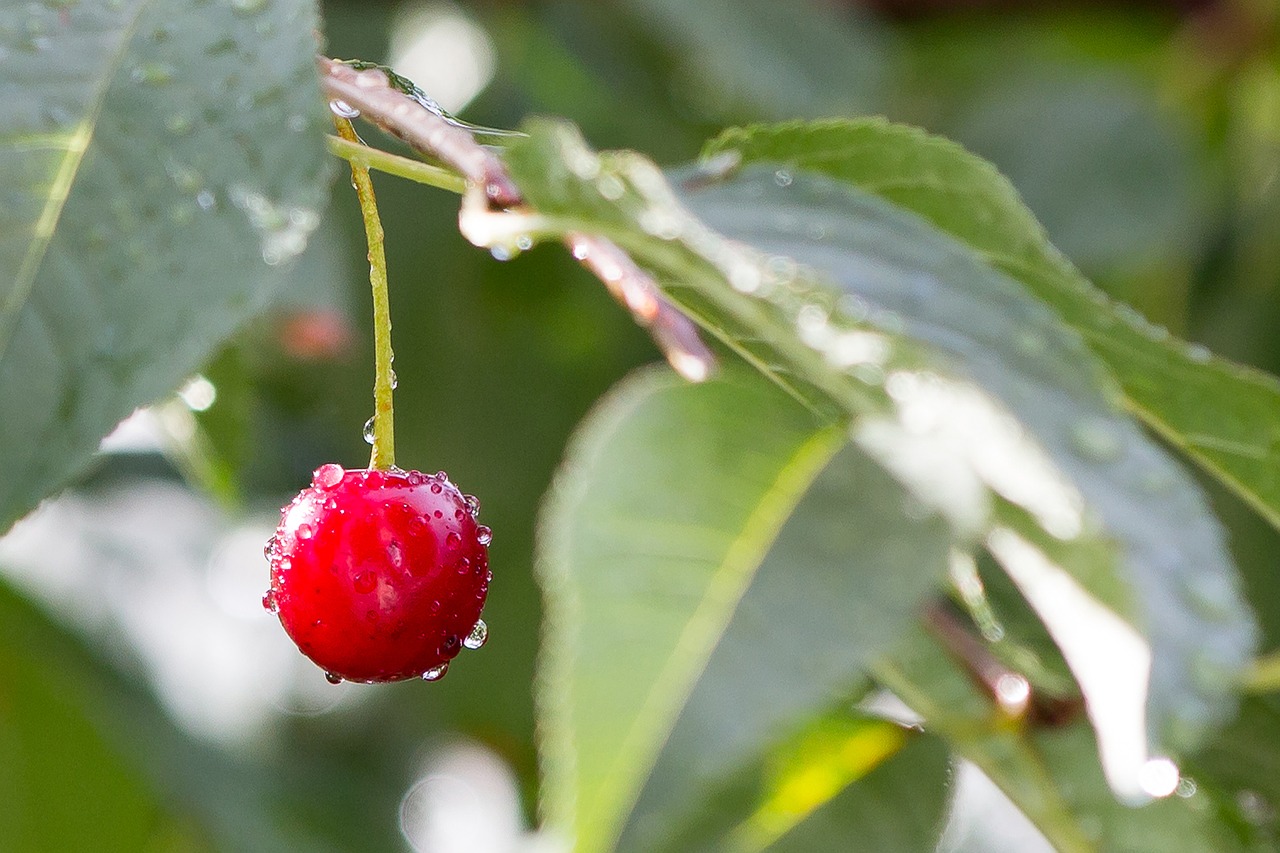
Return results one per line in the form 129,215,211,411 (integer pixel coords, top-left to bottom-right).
264,465,491,683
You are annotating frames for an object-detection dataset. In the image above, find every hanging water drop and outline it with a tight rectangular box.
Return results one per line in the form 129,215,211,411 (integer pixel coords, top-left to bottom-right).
324,671,343,685
297,523,314,540
329,99,360,118
262,589,277,612
476,525,492,546
263,535,277,561
463,619,488,650
363,416,376,445
421,663,449,681
463,494,480,517
389,368,398,389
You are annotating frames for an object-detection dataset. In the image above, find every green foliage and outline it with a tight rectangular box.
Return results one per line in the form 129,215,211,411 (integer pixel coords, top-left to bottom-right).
5,3,1280,853
0,0,332,532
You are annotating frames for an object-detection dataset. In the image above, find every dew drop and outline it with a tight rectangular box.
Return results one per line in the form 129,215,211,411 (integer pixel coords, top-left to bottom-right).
407,470,426,486
516,234,534,251
1069,418,1123,463
421,663,449,681
1186,343,1212,363
389,368,398,389
408,516,428,537
324,671,343,685
456,557,471,574
388,540,404,569
165,113,193,135
435,471,451,484
773,169,793,187
455,509,465,521
433,510,443,518
446,532,462,549
463,494,480,517
263,536,277,561
313,463,345,489
430,481,443,495
490,244,515,261
354,572,377,594
195,189,216,211
463,619,488,650
476,525,493,546
443,634,460,653
363,416,376,445
296,523,314,540
130,62,175,85
261,589,277,612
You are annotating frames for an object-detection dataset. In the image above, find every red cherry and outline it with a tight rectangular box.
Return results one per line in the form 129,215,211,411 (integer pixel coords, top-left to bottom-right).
264,464,491,683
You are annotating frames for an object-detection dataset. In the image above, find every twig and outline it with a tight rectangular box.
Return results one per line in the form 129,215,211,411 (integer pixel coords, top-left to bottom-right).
567,234,714,381
923,599,1082,727
315,55,716,381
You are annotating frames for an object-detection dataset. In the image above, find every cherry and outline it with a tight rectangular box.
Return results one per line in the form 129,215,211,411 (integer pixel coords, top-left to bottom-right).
264,464,491,683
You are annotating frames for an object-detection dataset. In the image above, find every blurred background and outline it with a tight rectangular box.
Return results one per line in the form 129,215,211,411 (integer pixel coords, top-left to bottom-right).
5,0,1280,850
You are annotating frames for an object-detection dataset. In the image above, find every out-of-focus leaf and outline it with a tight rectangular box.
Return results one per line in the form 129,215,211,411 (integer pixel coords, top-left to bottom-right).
618,0,892,122
536,368,951,852
0,0,333,533
703,118,1280,537
0,587,182,853
876,628,1250,853
761,730,950,853
496,120,1254,811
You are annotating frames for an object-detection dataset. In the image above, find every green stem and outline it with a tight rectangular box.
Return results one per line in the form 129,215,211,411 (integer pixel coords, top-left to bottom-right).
326,135,466,194
334,117,396,470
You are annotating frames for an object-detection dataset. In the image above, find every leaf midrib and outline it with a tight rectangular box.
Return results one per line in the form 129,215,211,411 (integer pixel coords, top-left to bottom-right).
585,426,845,853
0,0,151,364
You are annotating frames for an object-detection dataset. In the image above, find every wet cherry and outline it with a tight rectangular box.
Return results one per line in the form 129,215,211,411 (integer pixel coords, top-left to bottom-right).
264,464,490,683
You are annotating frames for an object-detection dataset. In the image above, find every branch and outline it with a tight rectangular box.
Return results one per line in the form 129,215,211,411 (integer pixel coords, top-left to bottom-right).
315,56,716,382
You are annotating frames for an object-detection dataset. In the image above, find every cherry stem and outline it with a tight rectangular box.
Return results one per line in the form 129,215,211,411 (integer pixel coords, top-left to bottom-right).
334,115,396,470
315,56,716,382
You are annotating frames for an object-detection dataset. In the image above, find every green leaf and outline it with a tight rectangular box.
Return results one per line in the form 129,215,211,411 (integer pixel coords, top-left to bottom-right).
761,733,950,853
617,0,892,121
877,628,1250,853
702,119,1280,536
498,119,1255,804
0,0,333,532
536,367,952,852
0,589,185,852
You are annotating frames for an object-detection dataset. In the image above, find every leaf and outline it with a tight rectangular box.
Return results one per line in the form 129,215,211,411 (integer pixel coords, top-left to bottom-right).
536,367,952,852
702,119,1280,535
760,733,950,853
617,0,892,121
0,587,186,852
0,0,333,533
876,628,1249,853
496,119,1255,803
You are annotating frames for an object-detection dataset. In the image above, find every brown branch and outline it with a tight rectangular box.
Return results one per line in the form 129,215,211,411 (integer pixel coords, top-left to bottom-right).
317,57,520,207
923,599,1082,727
316,56,716,381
